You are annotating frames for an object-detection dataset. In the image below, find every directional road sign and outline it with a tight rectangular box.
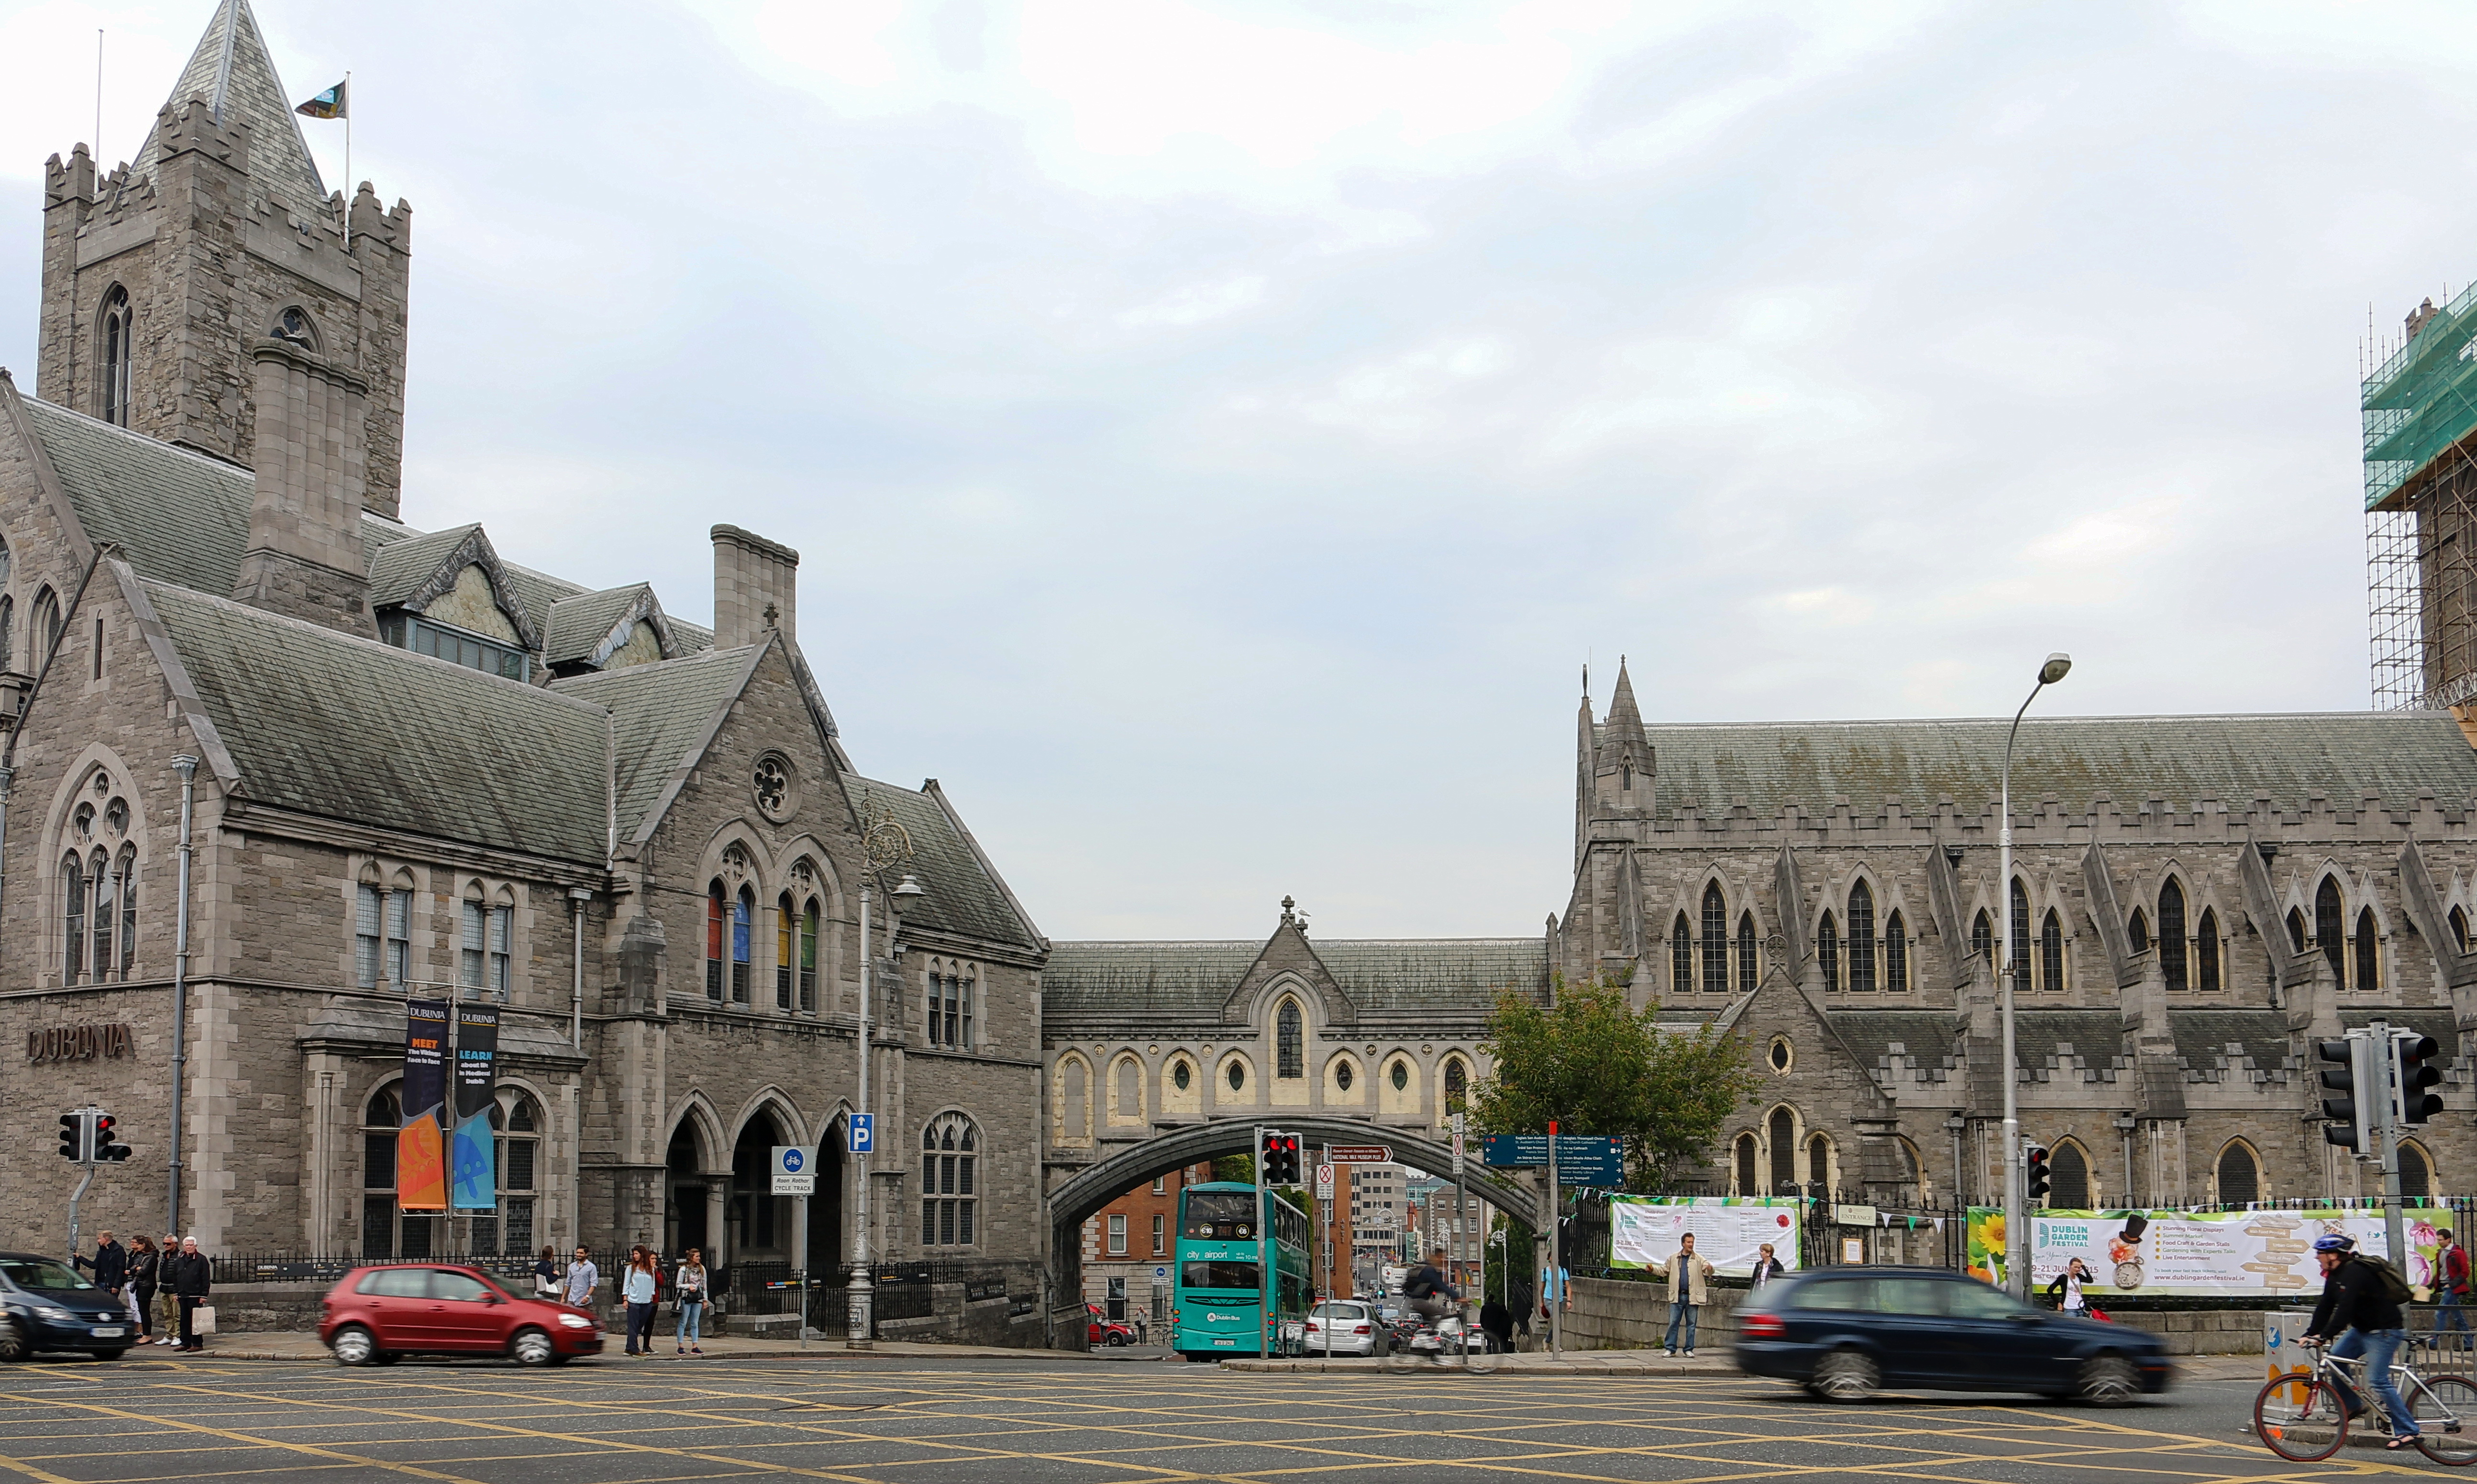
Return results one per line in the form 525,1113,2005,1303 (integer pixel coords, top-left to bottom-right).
1327,1144,1393,1164
1480,1134,1625,1185
849,1114,874,1154
771,1145,817,1195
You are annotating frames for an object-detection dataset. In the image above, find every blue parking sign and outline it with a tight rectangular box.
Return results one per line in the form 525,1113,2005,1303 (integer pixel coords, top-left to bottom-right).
849,1114,874,1154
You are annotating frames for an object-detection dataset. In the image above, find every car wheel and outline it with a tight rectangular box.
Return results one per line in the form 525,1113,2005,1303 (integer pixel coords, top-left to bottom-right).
0,1318,30,1364
509,1328,555,1367
1811,1349,1880,1403
1105,1331,1127,1347
331,1326,378,1367
93,1349,127,1362
2077,1354,2141,1408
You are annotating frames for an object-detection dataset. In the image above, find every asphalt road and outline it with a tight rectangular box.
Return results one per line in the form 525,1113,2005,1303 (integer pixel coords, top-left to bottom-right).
0,1353,2427,1483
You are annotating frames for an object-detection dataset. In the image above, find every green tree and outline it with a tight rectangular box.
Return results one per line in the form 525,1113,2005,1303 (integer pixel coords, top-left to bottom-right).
1469,975,1757,1190
1213,1153,1254,1185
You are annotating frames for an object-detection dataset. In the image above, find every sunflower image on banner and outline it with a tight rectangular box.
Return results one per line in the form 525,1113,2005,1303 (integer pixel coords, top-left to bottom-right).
451,1005,499,1211
397,1000,450,1211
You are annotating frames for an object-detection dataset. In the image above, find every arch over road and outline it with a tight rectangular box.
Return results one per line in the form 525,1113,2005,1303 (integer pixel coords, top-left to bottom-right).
1043,1117,1538,1350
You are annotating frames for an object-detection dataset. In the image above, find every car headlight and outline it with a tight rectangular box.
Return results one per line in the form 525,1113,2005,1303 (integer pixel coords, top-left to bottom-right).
557,1313,594,1329
32,1306,72,1322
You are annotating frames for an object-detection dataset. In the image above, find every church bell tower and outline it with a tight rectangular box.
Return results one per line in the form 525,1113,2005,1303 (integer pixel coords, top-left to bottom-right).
35,0,412,520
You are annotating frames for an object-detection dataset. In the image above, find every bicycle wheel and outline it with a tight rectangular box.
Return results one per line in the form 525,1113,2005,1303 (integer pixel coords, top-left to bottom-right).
1463,1342,1499,1375
1380,1343,1423,1374
2255,1372,2349,1462
2415,1374,2477,1466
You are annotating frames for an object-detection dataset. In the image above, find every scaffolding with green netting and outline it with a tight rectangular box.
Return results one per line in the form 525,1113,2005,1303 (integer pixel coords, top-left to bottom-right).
2365,281,2477,710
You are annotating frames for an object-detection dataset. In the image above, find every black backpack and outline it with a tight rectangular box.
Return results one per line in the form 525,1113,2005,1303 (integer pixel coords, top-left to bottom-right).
2355,1254,2417,1307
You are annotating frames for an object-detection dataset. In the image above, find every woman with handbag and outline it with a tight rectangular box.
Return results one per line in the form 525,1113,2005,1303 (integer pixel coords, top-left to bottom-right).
2046,1257,2094,1317
125,1236,159,1344
675,1247,708,1356
533,1246,562,1300
621,1247,659,1356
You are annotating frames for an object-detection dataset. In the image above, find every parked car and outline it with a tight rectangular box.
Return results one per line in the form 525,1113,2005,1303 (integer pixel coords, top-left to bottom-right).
1303,1300,1390,1357
318,1264,604,1366
1085,1303,1137,1347
0,1253,133,1361
1732,1266,2173,1406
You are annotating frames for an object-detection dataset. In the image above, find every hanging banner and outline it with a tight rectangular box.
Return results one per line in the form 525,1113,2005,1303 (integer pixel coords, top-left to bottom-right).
451,1005,499,1211
397,999,450,1212
1607,1196,1803,1276
1966,1207,2458,1297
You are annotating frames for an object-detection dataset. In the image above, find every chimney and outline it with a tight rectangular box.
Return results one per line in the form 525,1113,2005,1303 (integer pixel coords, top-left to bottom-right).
711,525,797,650
231,337,372,634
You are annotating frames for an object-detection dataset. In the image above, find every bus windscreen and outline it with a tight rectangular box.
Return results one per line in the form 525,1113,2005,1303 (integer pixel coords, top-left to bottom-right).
1181,1260,1261,1290
1183,1191,1256,1239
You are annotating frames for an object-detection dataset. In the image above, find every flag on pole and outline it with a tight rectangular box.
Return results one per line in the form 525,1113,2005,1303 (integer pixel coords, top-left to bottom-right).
296,80,347,119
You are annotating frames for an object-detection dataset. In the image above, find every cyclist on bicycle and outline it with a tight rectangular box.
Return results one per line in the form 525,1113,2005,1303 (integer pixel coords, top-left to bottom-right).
1404,1247,1462,1333
2303,1232,2420,1450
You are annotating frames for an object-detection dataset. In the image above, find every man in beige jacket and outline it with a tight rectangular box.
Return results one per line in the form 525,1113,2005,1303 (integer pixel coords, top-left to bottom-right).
1655,1231,1716,1356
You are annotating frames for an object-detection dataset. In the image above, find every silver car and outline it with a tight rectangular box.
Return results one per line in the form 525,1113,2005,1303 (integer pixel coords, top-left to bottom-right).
1303,1300,1390,1357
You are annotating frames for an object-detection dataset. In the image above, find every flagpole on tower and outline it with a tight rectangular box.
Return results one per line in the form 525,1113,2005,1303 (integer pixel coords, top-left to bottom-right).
343,71,351,250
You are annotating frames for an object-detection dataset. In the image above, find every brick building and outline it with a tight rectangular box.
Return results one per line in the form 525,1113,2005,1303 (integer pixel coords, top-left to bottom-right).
0,0,1050,1337
1079,1159,1212,1326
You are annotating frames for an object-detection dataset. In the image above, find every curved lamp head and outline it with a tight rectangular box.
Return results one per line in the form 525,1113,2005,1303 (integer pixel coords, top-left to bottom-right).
2038,652,2073,686
891,873,927,902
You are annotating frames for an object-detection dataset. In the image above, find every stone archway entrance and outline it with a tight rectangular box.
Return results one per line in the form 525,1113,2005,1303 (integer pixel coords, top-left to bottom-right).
1041,1118,1535,1351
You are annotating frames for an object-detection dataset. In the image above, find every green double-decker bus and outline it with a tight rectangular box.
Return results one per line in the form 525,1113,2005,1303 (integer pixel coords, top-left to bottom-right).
1170,1181,1311,1360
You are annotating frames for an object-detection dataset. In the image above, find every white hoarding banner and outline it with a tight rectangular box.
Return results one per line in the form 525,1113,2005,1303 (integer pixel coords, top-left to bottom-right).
1608,1196,1803,1277
1972,1207,2459,1297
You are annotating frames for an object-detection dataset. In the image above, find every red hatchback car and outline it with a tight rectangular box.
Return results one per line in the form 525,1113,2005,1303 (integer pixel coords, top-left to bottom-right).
319,1264,604,1366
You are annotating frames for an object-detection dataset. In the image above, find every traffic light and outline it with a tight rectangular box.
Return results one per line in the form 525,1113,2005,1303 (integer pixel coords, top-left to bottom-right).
91,1112,131,1163
57,1111,88,1162
2024,1145,2050,1203
2395,1033,2444,1126
1259,1130,1301,1186
2319,1037,2371,1153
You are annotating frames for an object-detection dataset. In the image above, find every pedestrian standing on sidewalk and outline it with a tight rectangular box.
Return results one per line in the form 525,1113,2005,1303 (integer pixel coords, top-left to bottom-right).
622,1247,659,1356
167,1236,211,1352
2437,1230,2472,1349
125,1236,158,1343
675,1247,708,1356
74,1231,127,1311
564,1245,600,1312
1749,1243,1787,1290
532,1246,561,1300
156,1233,181,1343
1655,1231,1714,1358
2047,1257,2094,1316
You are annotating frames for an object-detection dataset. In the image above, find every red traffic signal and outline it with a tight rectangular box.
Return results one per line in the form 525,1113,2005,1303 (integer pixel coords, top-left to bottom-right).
92,1113,132,1163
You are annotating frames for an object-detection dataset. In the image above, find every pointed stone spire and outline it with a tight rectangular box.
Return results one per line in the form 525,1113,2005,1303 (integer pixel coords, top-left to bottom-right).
1605,656,1647,741
130,0,329,211
1590,655,1655,823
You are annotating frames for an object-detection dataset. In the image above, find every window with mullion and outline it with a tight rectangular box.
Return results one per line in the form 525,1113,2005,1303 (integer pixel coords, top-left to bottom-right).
776,893,795,1010
488,905,511,1000
1699,884,1729,993
90,850,114,981
386,890,411,984
2009,879,2032,995
798,902,818,1011
64,854,85,983
1846,881,1876,992
357,883,384,988
706,883,726,999
731,889,753,1003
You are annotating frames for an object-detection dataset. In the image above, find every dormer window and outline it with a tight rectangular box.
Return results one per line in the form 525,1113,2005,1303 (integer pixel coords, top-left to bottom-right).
379,613,531,682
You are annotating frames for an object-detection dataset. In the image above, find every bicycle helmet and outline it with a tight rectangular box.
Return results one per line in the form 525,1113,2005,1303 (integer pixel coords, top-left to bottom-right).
2312,1233,2356,1253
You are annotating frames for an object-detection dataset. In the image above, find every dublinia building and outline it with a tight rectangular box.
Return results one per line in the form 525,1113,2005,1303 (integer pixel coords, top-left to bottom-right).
0,0,1051,1335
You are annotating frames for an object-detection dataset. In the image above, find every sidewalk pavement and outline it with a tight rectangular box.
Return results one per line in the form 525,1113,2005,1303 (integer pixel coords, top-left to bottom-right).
124,1334,1053,1363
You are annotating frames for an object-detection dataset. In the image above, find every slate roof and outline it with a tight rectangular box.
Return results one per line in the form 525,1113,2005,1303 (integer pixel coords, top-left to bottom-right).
1618,714,2477,819
365,524,480,609
545,585,652,666
1041,938,1547,1023
2010,1010,2129,1072
139,578,609,863
129,0,329,212
2171,1009,2293,1074
552,647,756,843
864,781,1042,953
1830,1011,1962,1076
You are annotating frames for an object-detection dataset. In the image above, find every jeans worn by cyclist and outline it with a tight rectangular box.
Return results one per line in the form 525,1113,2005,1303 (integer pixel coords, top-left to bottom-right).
2309,1252,2417,1439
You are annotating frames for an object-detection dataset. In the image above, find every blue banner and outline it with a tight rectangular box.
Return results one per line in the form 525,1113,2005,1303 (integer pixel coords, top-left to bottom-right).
450,1005,498,1211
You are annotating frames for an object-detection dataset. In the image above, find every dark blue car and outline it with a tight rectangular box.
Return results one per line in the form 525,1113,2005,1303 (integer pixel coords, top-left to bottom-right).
1732,1265,2172,1406
0,1253,135,1361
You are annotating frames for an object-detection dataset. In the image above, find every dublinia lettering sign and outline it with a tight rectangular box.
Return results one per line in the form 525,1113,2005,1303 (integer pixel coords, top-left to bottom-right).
27,1023,134,1064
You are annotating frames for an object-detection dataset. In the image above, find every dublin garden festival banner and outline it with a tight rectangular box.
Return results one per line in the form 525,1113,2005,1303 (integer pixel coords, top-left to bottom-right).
1608,1196,1804,1276
1967,1207,2459,1297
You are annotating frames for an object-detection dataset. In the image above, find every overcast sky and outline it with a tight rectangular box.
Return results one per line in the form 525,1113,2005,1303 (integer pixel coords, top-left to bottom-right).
2,1,2470,941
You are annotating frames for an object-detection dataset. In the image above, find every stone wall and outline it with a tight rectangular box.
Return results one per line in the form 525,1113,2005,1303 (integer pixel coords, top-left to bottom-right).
1560,1277,1745,1351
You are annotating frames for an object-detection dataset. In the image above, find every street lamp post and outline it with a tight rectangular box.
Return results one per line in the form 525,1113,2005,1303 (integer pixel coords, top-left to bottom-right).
2000,652,2071,1299
848,795,924,1350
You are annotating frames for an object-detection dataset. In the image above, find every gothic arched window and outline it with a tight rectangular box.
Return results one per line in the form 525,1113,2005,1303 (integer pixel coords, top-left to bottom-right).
33,588,59,667
1884,910,1909,992
732,885,754,1003
0,596,14,674
1700,883,1729,992
62,853,85,982
2401,1140,2434,1199
919,1112,979,1247
1276,999,1303,1078
2217,1141,2259,1205
775,892,797,1010
2354,907,2381,992
1736,912,1758,993
2196,908,2221,994
1847,881,1877,992
705,882,726,1000
1735,1132,1758,1195
2315,877,2346,984
2010,879,2033,994
115,845,136,978
89,848,114,981
2287,907,2308,956
2047,1141,2091,1209
2127,908,2149,956
2040,910,2064,993
1817,912,1840,990
1971,909,1993,963
362,1082,421,1258
2456,906,2472,956
1443,1056,1468,1111
99,285,133,427
1805,1131,1831,1188
799,900,819,1011
2158,879,2188,992
1670,913,1692,998
1768,1106,1796,1192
